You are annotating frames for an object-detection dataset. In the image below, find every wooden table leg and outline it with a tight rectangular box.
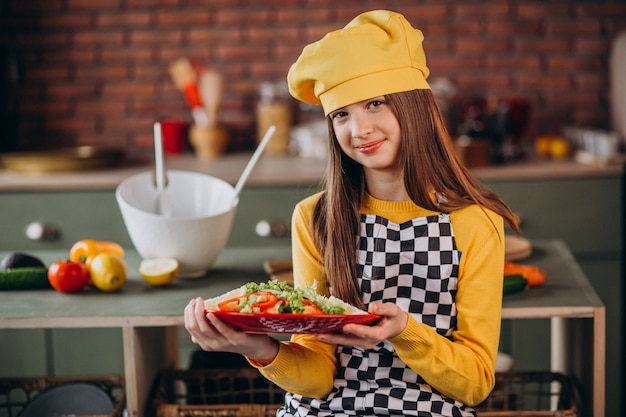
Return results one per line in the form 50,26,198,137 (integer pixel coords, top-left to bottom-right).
552,313,606,417
123,326,179,417
593,307,605,417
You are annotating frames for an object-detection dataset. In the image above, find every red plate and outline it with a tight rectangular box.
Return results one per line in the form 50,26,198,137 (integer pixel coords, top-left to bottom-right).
210,311,381,334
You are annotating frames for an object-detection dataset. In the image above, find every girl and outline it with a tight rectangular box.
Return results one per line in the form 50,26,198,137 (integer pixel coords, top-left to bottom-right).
185,10,519,417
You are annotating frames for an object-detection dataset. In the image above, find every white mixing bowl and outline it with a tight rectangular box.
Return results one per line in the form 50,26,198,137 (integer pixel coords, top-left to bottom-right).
116,170,237,278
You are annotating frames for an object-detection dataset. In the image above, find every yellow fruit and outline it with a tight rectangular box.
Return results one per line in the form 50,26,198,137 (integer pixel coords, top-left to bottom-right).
535,135,570,160
139,258,179,286
534,136,554,158
549,137,570,160
90,253,127,292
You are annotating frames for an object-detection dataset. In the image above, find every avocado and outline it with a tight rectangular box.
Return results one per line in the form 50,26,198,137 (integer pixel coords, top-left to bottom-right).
0,252,46,270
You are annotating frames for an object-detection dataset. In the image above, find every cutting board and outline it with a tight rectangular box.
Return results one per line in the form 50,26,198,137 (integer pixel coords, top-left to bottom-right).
0,146,124,173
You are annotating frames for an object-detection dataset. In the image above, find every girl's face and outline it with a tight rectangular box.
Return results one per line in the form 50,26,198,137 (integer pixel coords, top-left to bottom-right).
329,96,402,175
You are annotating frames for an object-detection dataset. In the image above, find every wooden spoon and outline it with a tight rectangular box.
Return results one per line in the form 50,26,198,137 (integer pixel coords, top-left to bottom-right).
199,68,223,127
169,58,208,126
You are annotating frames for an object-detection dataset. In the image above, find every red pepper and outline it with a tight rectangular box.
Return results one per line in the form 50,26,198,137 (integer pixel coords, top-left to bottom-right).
301,300,323,315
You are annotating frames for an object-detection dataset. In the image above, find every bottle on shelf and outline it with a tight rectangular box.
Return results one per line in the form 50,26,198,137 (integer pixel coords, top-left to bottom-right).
256,81,292,155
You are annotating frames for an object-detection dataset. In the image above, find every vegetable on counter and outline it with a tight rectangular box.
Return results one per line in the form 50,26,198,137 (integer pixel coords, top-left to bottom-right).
48,260,90,293
504,262,547,287
503,274,528,295
0,252,46,270
0,243,129,293
0,252,50,290
63,239,128,292
69,239,124,267
0,267,50,290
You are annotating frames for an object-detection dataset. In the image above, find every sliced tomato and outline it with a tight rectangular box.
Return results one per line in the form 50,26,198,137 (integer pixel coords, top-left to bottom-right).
301,299,323,315
218,295,247,311
249,292,279,312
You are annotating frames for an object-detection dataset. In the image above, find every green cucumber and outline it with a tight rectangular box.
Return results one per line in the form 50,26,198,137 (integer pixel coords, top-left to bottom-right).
0,267,51,290
503,274,527,295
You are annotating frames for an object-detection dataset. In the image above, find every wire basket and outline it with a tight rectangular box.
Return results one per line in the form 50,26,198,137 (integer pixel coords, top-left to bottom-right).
475,372,578,417
0,374,125,417
149,368,285,417
150,368,578,417
156,402,281,417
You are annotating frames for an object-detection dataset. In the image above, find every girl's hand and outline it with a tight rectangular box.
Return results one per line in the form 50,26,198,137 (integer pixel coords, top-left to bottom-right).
316,302,408,349
184,297,279,365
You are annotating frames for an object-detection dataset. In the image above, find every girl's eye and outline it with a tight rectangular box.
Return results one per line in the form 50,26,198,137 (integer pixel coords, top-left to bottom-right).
330,110,348,120
368,99,385,109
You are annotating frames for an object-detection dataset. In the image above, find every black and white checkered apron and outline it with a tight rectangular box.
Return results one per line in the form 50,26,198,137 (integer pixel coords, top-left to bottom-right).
278,213,476,416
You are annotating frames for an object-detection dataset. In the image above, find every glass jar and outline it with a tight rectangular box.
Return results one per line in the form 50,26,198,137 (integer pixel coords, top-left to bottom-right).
256,81,292,154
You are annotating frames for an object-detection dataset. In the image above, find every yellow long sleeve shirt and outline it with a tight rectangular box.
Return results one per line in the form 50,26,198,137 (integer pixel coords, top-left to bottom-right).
254,191,504,406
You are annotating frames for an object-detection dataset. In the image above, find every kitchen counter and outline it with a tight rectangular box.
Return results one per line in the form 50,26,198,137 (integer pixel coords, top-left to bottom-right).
0,240,606,417
0,152,623,191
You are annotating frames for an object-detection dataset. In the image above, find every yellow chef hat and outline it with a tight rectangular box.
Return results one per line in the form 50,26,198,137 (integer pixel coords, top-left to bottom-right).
287,10,430,116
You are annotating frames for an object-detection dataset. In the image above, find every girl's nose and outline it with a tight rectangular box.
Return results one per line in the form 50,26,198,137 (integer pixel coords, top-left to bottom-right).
351,112,373,139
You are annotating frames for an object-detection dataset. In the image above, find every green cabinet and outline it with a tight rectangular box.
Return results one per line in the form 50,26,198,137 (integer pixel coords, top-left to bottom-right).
228,185,320,248
0,185,318,252
0,191,132,251
483,176,622,255
483,175,623,417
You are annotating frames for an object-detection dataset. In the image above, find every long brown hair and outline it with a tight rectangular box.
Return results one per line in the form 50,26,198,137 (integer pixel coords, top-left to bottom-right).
311,89,519,308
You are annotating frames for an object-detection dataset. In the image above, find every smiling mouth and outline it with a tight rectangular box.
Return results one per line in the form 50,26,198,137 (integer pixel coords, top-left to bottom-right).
357,140,385,154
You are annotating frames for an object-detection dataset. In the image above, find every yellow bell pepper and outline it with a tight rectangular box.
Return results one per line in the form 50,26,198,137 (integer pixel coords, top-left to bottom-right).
69,239,125,267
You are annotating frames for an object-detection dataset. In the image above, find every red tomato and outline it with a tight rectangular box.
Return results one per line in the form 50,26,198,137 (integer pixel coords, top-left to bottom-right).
301,300,323,315
248,292,278,311
48,260,90,293
218,292,279,312
218,296,247,311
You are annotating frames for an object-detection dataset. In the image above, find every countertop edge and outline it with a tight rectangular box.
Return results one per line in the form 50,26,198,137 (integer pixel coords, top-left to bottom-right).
0,153,623,192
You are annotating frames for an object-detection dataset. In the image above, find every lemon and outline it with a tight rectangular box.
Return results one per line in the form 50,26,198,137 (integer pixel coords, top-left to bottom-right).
549,137,570,160
139,258,179,286
90,252,127,292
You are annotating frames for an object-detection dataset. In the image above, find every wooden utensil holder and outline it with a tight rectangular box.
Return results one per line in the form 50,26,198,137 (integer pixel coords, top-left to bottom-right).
189,124,229,160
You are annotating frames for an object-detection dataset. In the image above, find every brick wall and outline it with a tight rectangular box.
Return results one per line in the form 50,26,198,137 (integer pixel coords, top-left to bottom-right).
1,0,625,156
